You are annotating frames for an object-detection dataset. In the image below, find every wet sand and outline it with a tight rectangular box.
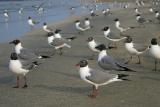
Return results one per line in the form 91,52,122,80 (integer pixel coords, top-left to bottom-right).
0,2,160,107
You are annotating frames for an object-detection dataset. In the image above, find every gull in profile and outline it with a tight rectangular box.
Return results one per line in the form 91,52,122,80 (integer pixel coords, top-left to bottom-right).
76,60,129,98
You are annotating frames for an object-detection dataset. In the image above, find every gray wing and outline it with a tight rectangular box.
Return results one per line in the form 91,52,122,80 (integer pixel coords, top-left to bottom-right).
138,18,146,23
20,59,35,70
50,38,64,47
98,55,121,70
19,48,38,60
86,69,117,84
133,43,148,52
108,32,121,39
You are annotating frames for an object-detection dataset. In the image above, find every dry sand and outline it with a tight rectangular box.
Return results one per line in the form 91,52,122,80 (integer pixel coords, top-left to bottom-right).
0,2,160,107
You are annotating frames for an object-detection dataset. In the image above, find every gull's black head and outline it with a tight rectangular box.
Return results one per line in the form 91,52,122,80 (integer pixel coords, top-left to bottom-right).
75,20,80,23
95,44,106,51
55,29,61,34
102,26,109,31
28,16,31,19
125,36,132,43
43,22,47,25
114,18,119,22
10,52,18,60
76,60,88,67
87,37,94,42
136,14,140,16
155,11,158,13
9,39,21,45
85,18,89,20
47,32,54,37
151,38,158,45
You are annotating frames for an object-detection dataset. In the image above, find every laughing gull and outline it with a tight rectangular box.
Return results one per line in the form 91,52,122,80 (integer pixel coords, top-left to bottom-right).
96,44,134,71
136,14,152,27
9,52,37,88
149,8,153,13
149,38,160,71
3,10,9,18
155,11,160,23
102,26,127,48
134,8,141,14
18,8,24,15
90,9,97,17
76,60,129,98
43,22,53,33
75,20,88,33
47,32,71,55
124,36,149,64
28,16,39,28
84,18,91,29
54,29,76,41
102,8,112,16
87,37,103,53
9,39,50,60
114,18,133,32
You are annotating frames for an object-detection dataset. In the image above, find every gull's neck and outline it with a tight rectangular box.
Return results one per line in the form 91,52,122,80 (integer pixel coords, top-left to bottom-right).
98,50,107,61
15,43,23,54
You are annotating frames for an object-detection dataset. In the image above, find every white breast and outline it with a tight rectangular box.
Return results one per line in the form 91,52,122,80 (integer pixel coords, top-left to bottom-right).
85,21,90,27
48,36,54,44
104,29,110,37
4,13,9,17
88,40,98,52
149,45,160,59
9,60,29,75
28,19,34,26
125,43,139,55
79,66,91,80
54,33,62,39
115,21,120,28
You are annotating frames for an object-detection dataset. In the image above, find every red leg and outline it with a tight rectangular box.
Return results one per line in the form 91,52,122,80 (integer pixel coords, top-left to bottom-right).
13,76,19,88
22,76,28,88
89,85,98,98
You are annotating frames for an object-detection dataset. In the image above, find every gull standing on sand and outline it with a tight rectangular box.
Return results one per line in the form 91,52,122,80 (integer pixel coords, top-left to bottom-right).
134,8,141,14
149,7,153,13
102,8,112,16
155,11,160,23
149,38,160,71
114,18,132,32
47,32,71,55
96,44,134,71
9,39,50,60
43,22,53,33
9,52,37,88
76,60,129,98
136,14,152,27
124,36,149,64
102,26,127,48
87,37,104,53
84,18,91,29
54,29,76,41
90,9,97,17
75,20,88,33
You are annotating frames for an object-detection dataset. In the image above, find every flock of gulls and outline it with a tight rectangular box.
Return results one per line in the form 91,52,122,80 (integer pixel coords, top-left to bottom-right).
3,0,160,98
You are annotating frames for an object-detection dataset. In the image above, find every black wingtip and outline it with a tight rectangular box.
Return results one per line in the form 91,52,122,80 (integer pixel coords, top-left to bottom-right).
66,36,77,41
118,74,129,79
41,55,50,59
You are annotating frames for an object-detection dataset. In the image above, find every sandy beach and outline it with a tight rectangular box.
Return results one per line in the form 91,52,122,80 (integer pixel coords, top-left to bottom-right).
0,1,160,107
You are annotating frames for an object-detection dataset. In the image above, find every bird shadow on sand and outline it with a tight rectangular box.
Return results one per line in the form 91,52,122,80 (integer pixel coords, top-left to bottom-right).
0,76,14,85
53,71,79,79
35,84,90,94
63,54,94,60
